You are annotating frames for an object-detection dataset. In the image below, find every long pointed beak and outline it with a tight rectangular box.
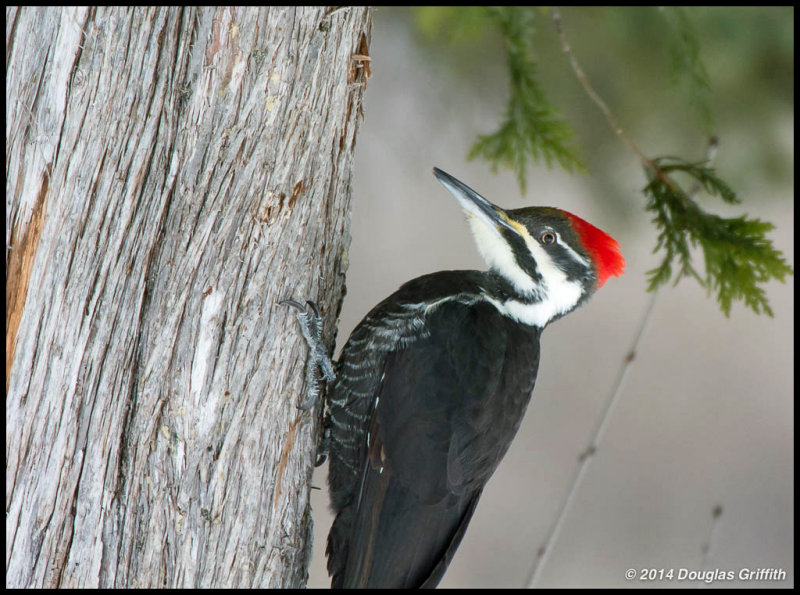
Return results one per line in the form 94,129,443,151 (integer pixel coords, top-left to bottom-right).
433,167,519,236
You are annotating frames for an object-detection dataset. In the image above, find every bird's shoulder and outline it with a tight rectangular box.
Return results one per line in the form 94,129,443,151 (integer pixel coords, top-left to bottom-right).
341,270,493,352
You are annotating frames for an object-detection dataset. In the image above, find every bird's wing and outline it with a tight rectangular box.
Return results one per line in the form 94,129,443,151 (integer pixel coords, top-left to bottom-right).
335,299,518,588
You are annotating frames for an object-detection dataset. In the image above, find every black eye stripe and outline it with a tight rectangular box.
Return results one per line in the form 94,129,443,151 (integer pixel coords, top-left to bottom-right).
501,228,542,282
546,243,594,283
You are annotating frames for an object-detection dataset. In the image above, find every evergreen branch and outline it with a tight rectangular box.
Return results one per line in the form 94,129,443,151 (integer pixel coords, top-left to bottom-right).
644,157,792,316
553,8,792,317
525,138,724,588
468,7,584,193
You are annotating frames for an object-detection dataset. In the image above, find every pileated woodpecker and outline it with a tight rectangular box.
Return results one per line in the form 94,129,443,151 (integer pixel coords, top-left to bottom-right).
285,168,624,588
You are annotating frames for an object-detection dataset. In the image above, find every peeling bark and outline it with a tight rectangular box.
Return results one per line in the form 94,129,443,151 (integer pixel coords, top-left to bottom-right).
6,6,372,588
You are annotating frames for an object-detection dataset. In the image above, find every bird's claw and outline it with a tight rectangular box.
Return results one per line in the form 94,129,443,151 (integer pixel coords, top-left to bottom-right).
314,422,330,466
280,299,306,311
282,298,337,411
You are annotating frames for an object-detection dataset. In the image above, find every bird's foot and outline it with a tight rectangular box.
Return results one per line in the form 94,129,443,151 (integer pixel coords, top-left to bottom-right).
281,299,336,410
282,299,336,466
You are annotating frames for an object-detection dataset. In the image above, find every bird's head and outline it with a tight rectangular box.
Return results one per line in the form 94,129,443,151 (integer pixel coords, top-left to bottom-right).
433,167,625,327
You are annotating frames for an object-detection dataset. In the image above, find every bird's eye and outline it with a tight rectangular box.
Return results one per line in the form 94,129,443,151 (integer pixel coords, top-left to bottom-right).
540,231,557,245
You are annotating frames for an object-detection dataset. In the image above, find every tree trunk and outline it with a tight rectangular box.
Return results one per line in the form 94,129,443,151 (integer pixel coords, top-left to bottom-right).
6,6,371,588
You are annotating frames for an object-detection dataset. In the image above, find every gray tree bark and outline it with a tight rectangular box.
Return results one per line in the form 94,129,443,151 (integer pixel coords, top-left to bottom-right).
6,6,371,588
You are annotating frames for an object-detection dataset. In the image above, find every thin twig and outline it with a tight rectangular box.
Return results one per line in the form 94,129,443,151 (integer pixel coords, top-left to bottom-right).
700,504,723,570
525,289,659,588
529,8,725,586
525,136,719,587
552,9,645,164
552,8,687,204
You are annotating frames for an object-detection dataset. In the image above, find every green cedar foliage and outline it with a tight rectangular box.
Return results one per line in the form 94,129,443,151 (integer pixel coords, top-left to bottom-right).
644,158,791,316
466,7,585,193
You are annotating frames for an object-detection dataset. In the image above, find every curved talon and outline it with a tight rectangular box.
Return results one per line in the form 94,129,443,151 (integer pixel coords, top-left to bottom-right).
305,300,321,318
280,299,307,312
315,423,331,466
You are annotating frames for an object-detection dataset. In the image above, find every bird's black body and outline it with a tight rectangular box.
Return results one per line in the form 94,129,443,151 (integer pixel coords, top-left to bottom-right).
326,271,542,588
283,168,624,588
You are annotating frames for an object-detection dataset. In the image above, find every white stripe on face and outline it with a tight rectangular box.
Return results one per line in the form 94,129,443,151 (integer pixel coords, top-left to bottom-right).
436,174,539,295
463,212,539,295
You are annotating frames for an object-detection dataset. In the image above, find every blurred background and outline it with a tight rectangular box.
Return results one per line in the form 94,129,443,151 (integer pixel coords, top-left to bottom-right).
308,7,793,588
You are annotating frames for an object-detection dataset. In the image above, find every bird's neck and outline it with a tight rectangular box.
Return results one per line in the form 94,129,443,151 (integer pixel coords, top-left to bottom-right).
479,269,587,328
